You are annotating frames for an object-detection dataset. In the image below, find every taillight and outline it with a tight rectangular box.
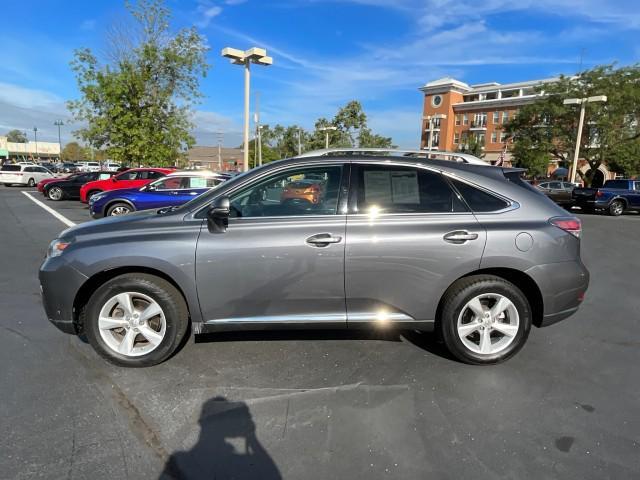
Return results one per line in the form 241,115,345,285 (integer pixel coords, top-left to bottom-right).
550,217,581,238
596,190,604,197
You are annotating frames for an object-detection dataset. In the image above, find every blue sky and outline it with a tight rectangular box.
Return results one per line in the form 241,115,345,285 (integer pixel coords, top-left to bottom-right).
1,0,639,148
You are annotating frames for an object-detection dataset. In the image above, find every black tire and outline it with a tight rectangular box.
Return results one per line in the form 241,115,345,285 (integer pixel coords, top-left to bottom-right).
27,178,36,187
83,273,189,367
439,275,532,365
106,202,133,216
47,186,64,201
607,200,624,216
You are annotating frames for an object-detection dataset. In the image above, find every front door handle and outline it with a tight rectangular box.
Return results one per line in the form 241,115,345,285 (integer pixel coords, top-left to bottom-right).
443,230,479,244
306,233,342,247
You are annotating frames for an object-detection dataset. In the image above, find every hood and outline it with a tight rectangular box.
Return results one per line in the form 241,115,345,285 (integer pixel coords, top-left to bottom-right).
59,208,168,240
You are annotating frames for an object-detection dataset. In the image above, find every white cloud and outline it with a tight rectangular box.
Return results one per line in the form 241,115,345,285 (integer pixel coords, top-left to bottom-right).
196,2,223,28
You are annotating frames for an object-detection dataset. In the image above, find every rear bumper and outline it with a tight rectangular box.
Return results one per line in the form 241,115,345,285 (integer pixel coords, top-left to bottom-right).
573,198,609,209
525,260,590,327
39,257,88,335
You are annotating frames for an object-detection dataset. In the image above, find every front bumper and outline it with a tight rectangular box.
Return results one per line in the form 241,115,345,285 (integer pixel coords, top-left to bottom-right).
525,260,590,327
39,257,89,334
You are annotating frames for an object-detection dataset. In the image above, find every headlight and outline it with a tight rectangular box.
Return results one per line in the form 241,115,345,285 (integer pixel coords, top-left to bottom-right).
47,239,72,258
90,192,107,203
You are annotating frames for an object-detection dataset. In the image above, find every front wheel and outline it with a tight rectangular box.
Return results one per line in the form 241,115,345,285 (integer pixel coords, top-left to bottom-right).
608,200,624,216
48,186,64,201
440,275,532,365
83,274,189,367
106,202,133,216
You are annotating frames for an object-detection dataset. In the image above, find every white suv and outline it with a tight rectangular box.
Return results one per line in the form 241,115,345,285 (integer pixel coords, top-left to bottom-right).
0,164,56,187
77,161,101,172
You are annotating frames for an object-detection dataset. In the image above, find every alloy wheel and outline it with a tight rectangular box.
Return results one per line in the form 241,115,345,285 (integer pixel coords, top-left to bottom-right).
97,292,166,357
109,205,131,216
456,293,520,355
49,187,63,200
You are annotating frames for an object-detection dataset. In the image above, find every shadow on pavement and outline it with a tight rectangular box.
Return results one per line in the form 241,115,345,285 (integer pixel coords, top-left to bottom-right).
194,328,458,361
161,396,281,480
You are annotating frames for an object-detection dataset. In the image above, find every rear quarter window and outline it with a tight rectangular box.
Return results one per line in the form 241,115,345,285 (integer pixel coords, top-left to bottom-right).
604,180,629,189
1,165,21,172
450,179,510,212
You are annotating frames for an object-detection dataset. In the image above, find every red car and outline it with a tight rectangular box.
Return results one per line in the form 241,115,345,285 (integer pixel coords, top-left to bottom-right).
37,175,72,193
79,167,175,203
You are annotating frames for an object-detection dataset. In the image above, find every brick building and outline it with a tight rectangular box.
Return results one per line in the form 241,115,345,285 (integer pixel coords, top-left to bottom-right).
418,77,617,184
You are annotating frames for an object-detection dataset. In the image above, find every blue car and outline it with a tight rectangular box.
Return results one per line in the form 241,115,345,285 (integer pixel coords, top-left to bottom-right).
89,172,227,218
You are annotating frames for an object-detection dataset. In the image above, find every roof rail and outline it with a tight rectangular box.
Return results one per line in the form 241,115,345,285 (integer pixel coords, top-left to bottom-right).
294,148,490,165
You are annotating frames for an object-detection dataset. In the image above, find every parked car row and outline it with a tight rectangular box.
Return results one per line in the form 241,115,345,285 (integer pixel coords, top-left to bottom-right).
536,178,640,216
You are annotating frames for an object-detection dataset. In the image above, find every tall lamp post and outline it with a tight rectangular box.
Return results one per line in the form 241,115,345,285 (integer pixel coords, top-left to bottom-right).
33,127,39,160
563,95,607,184
319,126,337,149
54,120,64,161
424,114,447,151
221,47,273,172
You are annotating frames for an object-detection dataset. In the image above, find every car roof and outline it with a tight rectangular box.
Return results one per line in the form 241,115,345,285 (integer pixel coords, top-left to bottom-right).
165,170,230,177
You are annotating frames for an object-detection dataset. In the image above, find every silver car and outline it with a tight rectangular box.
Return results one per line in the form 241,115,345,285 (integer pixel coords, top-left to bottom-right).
40,154,589,367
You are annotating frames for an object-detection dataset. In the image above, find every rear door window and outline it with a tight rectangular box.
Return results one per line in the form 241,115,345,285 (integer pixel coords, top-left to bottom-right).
355,165,467,214
1,165,21,172
450,179,510,212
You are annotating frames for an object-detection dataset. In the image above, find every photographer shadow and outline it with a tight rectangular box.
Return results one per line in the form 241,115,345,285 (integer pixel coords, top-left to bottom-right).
161,396,281,480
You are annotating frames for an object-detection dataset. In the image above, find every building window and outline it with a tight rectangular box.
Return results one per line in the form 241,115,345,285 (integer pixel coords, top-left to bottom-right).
502,111,509,123
493,111,500,124
432,132,440,147
463,114,469,125
476,133,485,145
455,114,461,126
454,133,460,144
473,113,487,128
432,95,443,107
491,132,498,143
500,132,508,143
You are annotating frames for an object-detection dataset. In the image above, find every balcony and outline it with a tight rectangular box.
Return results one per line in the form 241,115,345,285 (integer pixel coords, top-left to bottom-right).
469,121,487,130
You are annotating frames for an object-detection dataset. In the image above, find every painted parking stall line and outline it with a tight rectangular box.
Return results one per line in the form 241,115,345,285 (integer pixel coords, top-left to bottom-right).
21,191,77,228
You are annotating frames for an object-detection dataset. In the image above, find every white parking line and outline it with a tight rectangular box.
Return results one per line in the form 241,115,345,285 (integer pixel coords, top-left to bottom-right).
21,191,77,228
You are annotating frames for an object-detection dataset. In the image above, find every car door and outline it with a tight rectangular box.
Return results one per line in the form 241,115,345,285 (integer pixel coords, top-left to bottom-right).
195,163,348,326
67,173,92,197
344,163,486,327
137,176,194,210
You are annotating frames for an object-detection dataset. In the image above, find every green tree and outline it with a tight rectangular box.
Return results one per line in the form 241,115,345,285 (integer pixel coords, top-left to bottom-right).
61,142,86,161
458,133,485,158
67,0,208,166
505,64,640,184
6,130,27,143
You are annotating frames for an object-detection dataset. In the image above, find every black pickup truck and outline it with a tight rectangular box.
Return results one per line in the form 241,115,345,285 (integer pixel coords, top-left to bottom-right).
572,179,640,216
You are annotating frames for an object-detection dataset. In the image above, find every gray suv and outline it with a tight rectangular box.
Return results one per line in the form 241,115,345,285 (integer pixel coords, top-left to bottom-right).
39,155,589,367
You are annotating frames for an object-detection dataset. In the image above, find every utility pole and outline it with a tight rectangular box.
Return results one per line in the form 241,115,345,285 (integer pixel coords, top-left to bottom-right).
254,91,263,167
297,128,302,155
258,125,263,166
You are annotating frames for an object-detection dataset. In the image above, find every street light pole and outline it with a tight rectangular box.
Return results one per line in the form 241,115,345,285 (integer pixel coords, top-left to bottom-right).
319,126,337,149
221,47,273,172
297,128,302,156
563,95,607,184
33,127,38,160
216,131,223,171
54,120,64,161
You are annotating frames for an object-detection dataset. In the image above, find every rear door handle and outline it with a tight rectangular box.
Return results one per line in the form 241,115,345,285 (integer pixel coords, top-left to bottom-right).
306,233,342,247
443,230,479,244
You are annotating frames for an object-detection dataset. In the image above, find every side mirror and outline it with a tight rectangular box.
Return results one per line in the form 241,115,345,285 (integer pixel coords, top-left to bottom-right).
111,177,117,182
207,196,230,234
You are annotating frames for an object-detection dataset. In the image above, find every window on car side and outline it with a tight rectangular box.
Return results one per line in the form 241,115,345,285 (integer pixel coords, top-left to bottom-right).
549,182,562,189
450,179,510,212
143,170,166,179
229,165,343,218
118,171,139,180
355,165,467,214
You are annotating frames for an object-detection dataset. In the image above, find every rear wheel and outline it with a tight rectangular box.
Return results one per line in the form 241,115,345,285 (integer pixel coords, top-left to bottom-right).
27,178,36,187
608,200,624,216
106,202,133,216
48,186,64,201
83,274,189,367
440,275,532,365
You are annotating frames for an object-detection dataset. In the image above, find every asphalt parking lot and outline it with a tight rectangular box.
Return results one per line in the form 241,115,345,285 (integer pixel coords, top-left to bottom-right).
1,185,639,479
